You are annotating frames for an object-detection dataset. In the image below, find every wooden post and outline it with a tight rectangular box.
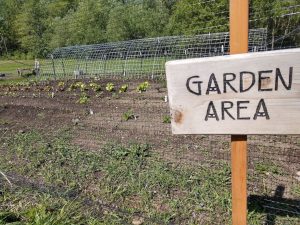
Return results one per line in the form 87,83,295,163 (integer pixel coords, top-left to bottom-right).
230,0,248,225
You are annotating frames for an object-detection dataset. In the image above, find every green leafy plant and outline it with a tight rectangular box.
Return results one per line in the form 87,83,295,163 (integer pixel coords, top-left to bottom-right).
163,115,171,124
122,109,135,121
89,82,101,92
58,81,65,87
119,84,128,93
106,83,115,92
57,81,65,91
76,93,90,104
136,81,149,93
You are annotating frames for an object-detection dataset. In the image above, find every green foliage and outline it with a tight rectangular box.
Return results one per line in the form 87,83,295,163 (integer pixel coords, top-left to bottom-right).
118,84,128,93
136,81,150,93
292,185,300,198
76,93,89,104
20,70,35,78
255,161,282,175
163,115,171,124
0,130,297,224
167,0,229,35
1,0,299,58
122,109,135,121
58,81,65,87
105,82,115,92
68,81,87,92
89,82,101,92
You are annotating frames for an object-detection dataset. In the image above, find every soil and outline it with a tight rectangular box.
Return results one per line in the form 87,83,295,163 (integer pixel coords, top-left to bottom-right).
0,78,299,198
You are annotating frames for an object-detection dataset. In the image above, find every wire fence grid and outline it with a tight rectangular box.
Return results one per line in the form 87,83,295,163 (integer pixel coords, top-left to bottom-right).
40,28,267,79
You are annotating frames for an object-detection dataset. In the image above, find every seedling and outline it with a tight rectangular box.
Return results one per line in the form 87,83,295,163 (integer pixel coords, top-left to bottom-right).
112,93,120,99
119,84,128,93
163,115,171,124
58,81,65,87
89,82,101,92
77,93,90,104
136,81,149,93
122,109,135,121
106,83,115,92
58,81,65,91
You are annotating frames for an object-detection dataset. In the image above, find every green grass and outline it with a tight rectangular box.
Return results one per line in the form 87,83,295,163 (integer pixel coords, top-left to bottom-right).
41,57,171,78
0,130,298,224
0,60,34,78
254,161,283,175
0,130,234,224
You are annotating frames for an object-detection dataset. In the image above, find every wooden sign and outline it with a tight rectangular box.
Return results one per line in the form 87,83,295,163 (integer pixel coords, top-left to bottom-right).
166,48,300,134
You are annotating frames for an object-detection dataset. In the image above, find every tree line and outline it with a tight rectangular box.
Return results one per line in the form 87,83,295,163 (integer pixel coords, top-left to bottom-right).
0,0,299,59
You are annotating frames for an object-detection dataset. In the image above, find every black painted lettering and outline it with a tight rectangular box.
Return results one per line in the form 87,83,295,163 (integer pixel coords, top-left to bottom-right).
237,101,250,120
206,73,221,95
240,71,255,93
186,76,203,95
258,70,273,91
221,101,235,120
223,73,237,93
253,99,270,120
275,67,293,90
205,101,219,121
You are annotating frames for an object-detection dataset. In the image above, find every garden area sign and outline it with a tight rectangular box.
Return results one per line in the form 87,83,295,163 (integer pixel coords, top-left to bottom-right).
166,48,300,135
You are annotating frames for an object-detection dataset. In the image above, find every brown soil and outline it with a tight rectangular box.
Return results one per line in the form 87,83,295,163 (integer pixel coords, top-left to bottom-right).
0,78,299,198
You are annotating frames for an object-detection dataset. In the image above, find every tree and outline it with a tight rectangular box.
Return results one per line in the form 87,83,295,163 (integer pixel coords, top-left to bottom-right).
166,0,229,35
14,0,50,57
251,0,300,49
50,0,111,48
0,0,22,56
106,0,169,41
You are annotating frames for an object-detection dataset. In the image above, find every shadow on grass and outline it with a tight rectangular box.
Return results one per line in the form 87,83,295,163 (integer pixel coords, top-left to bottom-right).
248,185,300,225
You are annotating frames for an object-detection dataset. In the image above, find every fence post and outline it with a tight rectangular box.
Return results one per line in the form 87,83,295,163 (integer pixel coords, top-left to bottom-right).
230,0,249,225
51,54,56,80
85,56,88,75
61,58,66,78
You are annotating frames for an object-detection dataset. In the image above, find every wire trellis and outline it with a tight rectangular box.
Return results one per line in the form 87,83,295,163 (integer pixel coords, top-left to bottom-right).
41,28,267,79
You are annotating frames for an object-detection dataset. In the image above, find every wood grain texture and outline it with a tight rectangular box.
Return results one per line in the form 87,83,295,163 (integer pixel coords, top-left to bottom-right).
166,48,300,134
230,1,248,225
231,135,247,225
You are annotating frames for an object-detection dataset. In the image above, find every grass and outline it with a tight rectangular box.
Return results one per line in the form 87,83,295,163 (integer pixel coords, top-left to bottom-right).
0,131,299,224
41,57,169,78
0,60,35,78
254,161,283,175
0,130,235,224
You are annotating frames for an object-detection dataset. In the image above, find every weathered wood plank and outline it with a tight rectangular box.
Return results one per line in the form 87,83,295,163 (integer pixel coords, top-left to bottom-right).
166,48,300,134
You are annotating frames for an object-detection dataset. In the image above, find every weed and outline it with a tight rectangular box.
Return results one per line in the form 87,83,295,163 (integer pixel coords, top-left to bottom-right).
291,184,300,197
122,109,135,121
136,81,149,93
112,93,120,99
162,115,171,124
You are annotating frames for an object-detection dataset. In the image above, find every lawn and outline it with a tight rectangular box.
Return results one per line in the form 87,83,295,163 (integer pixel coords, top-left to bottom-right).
0,60,35,78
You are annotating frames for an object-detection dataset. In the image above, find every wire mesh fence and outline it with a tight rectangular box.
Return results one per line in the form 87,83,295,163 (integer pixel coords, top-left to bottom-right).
40,28,267,79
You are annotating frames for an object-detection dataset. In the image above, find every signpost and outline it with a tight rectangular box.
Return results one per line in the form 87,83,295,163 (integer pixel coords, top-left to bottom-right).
166,49,300,134
165,1,300,224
